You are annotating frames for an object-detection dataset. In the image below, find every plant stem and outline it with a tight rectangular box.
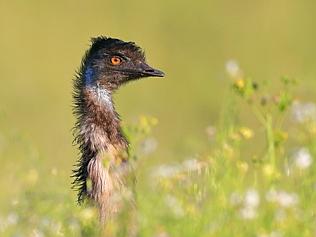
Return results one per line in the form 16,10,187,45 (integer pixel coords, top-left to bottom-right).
266,114,276,167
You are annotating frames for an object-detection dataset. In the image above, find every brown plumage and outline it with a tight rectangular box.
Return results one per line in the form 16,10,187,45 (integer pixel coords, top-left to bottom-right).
72,36,164,223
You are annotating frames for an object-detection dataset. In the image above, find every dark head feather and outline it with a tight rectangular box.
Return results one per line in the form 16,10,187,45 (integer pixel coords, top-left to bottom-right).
89,36,145,61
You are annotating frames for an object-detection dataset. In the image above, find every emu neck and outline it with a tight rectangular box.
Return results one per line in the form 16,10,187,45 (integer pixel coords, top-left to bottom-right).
86,85,114,115
81,84,128,154
78,84,131,222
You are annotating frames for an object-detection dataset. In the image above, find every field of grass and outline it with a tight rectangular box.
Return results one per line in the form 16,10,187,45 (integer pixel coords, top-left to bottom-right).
1,1,316,236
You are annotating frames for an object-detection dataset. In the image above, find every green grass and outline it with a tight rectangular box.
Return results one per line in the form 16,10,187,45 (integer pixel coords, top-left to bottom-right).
0,70,315,236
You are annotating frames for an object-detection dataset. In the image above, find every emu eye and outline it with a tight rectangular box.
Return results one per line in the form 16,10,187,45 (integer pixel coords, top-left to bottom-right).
110,56,122,66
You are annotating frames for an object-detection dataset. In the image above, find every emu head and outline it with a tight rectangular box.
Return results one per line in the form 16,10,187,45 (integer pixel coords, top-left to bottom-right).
81,36,164,91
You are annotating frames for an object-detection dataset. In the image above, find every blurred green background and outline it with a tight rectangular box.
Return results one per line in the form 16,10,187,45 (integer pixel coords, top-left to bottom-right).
1,0,316,161
0,1,316,235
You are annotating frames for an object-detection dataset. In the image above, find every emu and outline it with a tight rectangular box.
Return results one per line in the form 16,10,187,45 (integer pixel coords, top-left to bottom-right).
72,36,164,223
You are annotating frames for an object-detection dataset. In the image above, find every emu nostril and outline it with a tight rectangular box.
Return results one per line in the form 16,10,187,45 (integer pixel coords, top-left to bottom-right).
141,63,165,77
146,68,165,77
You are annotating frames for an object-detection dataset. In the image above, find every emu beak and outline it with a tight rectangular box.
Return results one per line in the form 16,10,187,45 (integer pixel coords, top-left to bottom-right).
140,62,165,77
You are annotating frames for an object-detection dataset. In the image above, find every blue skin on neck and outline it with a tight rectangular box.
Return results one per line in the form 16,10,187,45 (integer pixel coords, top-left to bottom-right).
84,65,95,86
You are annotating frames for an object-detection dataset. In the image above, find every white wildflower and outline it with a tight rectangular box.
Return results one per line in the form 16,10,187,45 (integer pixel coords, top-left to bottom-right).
277,191,298,208
266,189,298,208
244,189,260,208
239,189,260,220
225,59,242,78
293,148,313,169
292,101,316,123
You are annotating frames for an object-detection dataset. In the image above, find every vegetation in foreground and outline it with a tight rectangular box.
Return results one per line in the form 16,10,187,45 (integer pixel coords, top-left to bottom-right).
0,65,315,237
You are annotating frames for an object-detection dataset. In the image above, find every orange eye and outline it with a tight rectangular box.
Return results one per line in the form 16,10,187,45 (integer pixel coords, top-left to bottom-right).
111,56,122,65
